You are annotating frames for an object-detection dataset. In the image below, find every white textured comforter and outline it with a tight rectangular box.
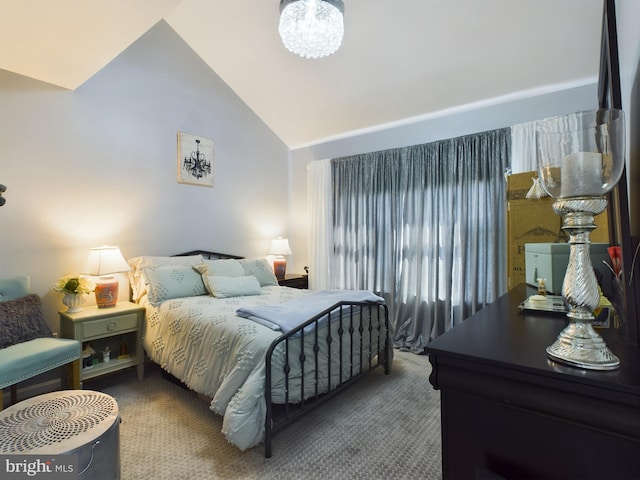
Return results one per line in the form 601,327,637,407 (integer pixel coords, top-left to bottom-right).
142,286,384,450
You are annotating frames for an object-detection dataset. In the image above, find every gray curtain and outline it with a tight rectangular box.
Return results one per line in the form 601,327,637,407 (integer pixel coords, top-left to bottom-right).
331,128,511,352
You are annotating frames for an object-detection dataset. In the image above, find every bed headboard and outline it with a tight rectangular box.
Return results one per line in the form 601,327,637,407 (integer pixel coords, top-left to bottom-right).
173,250,244,260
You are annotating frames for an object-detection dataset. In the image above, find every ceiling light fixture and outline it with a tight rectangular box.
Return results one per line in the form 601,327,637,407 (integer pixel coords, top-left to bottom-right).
279,0,344,59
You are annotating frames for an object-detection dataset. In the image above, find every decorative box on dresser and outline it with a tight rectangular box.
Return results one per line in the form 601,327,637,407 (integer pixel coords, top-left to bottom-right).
425,284,640,480
60,301,145,385
277,274,308,289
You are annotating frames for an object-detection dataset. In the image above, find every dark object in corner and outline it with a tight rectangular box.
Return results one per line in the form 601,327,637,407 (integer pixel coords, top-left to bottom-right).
161,369,191,391
0,184,6,206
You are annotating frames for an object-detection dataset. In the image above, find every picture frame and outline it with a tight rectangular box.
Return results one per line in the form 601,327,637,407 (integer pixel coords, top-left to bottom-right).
177,132,214,187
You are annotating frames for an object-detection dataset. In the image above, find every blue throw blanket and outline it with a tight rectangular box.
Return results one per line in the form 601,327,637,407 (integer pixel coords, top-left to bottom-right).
235,289,385,334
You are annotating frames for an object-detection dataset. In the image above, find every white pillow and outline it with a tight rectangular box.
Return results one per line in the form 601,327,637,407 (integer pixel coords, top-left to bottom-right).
205,275,262,298
238,258,279,286
142,264,207,306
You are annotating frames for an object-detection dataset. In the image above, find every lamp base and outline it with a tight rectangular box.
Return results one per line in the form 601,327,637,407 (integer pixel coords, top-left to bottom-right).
95,277,119,308
548,197,620,371
273,258,287,279
546,320,620,370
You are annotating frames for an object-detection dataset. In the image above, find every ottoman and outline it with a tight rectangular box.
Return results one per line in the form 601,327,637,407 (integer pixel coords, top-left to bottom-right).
0,390,120,479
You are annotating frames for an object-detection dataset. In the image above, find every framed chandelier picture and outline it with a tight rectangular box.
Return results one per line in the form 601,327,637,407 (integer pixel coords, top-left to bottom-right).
177,131,214,187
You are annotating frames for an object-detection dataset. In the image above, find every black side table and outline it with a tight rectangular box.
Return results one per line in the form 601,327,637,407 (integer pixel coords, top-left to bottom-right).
277,274,308,289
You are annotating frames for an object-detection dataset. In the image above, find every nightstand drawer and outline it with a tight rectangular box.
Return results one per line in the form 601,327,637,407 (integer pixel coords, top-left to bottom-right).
82,313,138,338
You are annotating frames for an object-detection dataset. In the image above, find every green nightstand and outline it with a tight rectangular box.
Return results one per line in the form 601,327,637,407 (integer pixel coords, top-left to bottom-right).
60,301,145,385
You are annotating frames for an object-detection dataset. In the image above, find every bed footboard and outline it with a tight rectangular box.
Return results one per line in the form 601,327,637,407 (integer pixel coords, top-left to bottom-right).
264,300,390,458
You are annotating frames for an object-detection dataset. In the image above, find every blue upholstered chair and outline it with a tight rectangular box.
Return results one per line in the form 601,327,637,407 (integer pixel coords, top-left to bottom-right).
0,276,81,410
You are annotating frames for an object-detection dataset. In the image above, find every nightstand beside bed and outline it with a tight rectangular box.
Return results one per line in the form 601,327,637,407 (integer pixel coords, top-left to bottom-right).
277,274,308,289
60,301,145,385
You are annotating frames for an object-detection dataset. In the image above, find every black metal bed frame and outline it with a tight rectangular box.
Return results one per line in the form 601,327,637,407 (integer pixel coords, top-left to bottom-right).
264,300,390,457
176,250,391,458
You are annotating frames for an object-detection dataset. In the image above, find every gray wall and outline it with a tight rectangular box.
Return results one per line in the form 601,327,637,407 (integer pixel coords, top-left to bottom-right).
288,84,600,276
288,0,640,271
0,21,290,329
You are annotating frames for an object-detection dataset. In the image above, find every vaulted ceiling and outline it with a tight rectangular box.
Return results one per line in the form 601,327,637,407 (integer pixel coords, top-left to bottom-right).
0,0,603,148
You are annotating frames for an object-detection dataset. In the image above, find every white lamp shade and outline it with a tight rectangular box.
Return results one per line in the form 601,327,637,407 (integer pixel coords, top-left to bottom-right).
268,238,292,256
82,246,130,276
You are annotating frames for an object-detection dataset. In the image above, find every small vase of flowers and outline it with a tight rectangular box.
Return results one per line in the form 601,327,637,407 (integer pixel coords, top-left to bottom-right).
54,275,96,313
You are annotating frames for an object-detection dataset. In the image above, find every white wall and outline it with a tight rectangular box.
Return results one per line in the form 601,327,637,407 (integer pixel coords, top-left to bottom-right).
3,5,638,329
0,21,290,330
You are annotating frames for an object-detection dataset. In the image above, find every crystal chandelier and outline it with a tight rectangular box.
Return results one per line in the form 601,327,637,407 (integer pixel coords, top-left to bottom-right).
279,0,344,59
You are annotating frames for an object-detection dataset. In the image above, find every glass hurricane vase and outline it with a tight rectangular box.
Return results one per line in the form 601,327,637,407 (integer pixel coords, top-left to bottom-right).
536,108,625,370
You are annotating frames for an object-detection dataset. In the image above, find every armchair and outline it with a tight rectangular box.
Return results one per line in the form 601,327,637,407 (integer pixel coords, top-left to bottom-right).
0,276,81,410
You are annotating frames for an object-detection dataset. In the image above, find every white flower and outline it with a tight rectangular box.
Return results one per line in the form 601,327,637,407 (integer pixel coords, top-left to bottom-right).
54,275,96,295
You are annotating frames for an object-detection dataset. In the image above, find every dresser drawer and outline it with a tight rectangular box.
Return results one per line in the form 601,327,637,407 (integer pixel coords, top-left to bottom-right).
82,313,138,338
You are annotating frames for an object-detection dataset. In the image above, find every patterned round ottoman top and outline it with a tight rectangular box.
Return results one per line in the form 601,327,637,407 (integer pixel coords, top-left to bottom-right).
0,390,118,454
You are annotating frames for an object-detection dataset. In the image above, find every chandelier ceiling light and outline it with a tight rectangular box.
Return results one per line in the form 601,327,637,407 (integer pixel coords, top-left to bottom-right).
279,0,344,59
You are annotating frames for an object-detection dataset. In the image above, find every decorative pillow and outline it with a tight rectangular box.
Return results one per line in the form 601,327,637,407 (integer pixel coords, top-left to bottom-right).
239,258,279,286
141,264,207,306
200,259,245,277
128,255,204,302
205,275,262,299
0,294,52,349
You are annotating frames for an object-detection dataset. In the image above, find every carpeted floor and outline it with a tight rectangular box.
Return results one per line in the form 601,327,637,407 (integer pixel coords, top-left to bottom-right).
88,350,442,479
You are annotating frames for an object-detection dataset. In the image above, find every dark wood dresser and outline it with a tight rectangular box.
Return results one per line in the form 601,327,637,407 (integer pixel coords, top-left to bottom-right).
425,284,640,480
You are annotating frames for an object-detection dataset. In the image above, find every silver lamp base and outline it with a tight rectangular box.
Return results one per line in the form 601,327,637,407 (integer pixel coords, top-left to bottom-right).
546,321,620,370
547,198,620,371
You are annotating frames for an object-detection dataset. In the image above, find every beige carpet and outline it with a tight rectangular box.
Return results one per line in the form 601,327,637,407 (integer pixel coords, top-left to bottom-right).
90,351,442,479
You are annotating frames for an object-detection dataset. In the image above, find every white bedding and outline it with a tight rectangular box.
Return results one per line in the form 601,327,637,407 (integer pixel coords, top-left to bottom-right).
141,285,386,450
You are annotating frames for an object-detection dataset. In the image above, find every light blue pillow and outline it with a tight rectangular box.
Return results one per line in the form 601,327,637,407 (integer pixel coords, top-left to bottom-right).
206,275,262,298
202,259,245,277
128,254,204,303
239,258,279,286
142,265,207,306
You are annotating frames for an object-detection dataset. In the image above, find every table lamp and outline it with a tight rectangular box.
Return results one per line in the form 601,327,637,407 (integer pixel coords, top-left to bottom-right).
268,237,292,278
82,246,131,308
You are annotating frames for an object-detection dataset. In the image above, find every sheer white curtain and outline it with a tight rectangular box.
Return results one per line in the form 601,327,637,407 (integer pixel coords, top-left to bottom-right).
511,120,539,174
511,115,585,174
306,159,333,290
